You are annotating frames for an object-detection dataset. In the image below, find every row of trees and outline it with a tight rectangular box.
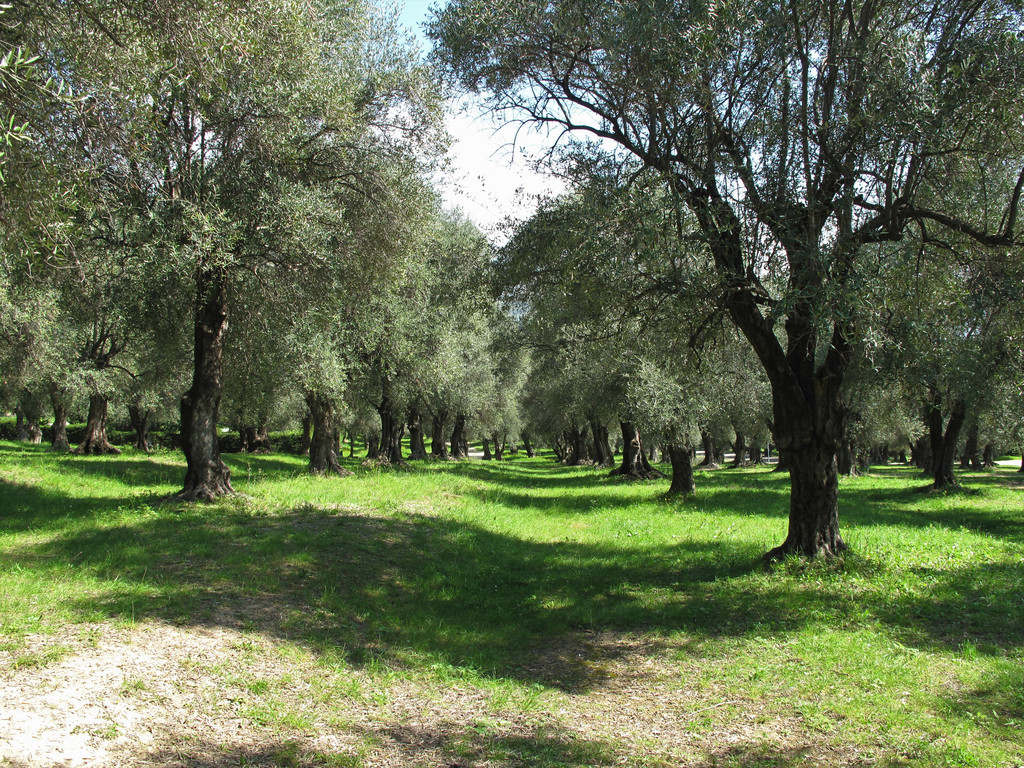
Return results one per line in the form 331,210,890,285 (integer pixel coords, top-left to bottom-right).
430,0,1024,558
4,0,1024,562
0,0,530,495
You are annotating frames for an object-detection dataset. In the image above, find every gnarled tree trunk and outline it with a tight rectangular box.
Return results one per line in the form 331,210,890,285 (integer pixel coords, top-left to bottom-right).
408,407,429,460
730,432,746,468
450,413,468,459
431,409,450,459
522,431,536,458
129,401,154,452
667,444,695,495
306,391,350,476
175,270,234,501
75,394,121,455
49,384,70,452
609,421,663,479
933,398,966,490
698,429,718,468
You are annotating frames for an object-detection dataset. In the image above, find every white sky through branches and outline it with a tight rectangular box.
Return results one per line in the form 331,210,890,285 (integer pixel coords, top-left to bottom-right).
395,0,564,237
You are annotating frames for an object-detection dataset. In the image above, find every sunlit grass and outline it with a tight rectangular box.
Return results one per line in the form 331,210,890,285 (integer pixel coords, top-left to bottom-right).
1,440,1022,766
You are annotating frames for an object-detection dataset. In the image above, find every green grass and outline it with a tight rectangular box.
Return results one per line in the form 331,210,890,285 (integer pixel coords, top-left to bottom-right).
1,441,1023,767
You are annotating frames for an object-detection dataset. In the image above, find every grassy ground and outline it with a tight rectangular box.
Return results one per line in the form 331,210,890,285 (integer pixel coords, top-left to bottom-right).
1,442,1022,767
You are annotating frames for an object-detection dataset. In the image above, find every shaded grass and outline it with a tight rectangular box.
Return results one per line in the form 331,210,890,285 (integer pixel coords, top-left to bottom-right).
1,441,1023,766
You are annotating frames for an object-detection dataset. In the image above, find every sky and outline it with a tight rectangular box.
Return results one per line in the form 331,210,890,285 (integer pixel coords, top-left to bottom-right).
394,0,565,237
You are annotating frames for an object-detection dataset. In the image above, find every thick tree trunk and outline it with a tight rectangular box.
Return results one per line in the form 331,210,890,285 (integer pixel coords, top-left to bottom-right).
609,421,664,479
306,391,350,476
365,432,380,459
481,437,492,460
408,408,428,460
175,270,233,501
764,440,846,560
492,432,505,460
730,432,746,468
376,403,405,465
749,445,763,465
837,441,855,477
75,394,121,455
933,399,966,490
431,409,450,459
981,443,995,469
128,401,154,452
667,444,696,495
522,432,536,458
699,429,719,468
49,385,70,452
589,422,613,467
450,413,468,459
566,424,590,465
239,423,271,454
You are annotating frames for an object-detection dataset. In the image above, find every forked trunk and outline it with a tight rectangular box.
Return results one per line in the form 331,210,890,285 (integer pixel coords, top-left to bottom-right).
450,413,468,459
239,424,271,454
306,391,350,476
667,444,695,495
175,269,233,501
75,394,121,455
609,421,664,479
128,401,154,452
492,431,505,460
49,385,70,452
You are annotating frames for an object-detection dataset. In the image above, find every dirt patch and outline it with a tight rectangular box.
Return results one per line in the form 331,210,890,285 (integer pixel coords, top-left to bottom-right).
1,622,869,767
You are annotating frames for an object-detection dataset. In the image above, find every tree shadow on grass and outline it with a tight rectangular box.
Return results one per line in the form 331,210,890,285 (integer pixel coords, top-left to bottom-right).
839,470,1024,543
5,456,1024,690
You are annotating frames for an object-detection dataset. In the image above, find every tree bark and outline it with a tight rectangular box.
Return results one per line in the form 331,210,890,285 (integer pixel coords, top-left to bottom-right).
933,398,966,490
589,422,613,467
667,444,696,495
128,401,154,452
49,385,70,452
407,407,428,460
961,421,980,470
481,437,492,460
492,431,505,460
837,441,855,477
376,400,405,465
765,441,846,560
299,413,311,456
521,432,536,458
981,443,995,469
306,391,350,476
698,429,719,468
609,421,664,479
75,394,121,455
730,432,746,468
431,409,450,459
450,413,468,459
175,269,234,500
